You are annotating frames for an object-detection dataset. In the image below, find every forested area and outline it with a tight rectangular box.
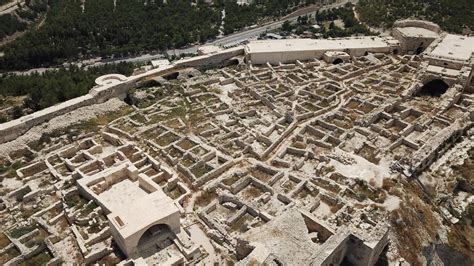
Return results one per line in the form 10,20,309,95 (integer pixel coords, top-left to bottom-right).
356,0,474,33
316,3,375,38
278,3,375,38
0,0,47,40
0,14,27,39
218,0,320,35
0,0,326,119
0,0,221,71
0,63,134,117
0,0,325,71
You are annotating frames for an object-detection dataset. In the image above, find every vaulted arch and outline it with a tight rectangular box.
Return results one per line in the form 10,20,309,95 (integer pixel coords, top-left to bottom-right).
417,79,449,97
136,223,175,258
333,58,343,65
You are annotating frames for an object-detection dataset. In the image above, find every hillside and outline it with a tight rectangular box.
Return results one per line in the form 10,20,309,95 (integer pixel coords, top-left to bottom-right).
0,0,318,71
0,0,221,70
356,0,474,33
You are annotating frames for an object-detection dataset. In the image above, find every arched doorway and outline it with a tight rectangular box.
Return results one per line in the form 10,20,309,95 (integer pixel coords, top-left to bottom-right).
415,46,423,55
392,49,399,55
417,79,449,97
137,224,175,258
333,58,343,65
163,72,179,80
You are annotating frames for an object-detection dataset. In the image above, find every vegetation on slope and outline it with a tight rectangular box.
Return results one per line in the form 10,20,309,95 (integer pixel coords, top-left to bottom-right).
315,3,375,37
0,14,27,40
356,0,474,33
217,0,320,35
0,62,134,121
0,0,221,70
0,0,48,40
276,3,375,38
0,0,324,71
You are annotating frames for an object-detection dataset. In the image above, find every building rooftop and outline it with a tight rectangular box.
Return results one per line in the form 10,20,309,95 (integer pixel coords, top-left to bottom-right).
245,37,398,54
429,34,474,62
107,188,179,238
77,162,180,238
395,27,439,38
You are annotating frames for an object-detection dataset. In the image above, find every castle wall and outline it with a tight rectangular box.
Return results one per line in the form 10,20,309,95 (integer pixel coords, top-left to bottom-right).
0,47,245,144
392,19,441,33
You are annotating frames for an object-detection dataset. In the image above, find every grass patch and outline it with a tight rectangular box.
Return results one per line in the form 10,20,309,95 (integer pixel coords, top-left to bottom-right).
229,214,252,233
130,113,147,123
20,251,52,265
190,164,213,178
177,138,197,150
15,186,32,202
25,228,48,248
0,246,20,264
10,225,36,239
194,191,217,209
452,147,474,181
82,201,98,215
0,233,11,249
390,197,439,264
0,160,23,178
447,203,474,260
27,106,133,149
156,132,179,147
65,194,87,208
243,186,263,198
358,144,380,164
223,174,243,186
167,187,184,200
249,168,273,182
353,179,386,203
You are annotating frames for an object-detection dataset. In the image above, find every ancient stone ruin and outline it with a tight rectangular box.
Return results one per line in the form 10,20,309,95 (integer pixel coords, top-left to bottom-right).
0,20,472,265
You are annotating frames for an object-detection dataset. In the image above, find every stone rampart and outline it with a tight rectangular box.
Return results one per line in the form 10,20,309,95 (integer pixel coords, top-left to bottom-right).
0,47,245,144
393,19,441,33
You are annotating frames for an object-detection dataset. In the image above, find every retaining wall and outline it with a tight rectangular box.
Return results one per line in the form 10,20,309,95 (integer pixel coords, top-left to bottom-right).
0,47,245,145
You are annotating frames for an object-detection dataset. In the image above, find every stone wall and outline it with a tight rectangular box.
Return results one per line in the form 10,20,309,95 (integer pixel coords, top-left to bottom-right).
392,19,441,33
392,28,438,53
0,47,245,145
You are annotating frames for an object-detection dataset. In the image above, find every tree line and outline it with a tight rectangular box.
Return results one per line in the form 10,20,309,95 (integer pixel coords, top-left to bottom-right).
0,62,134,117
0,0,221,71
217,0,321,35
0,0,47,40
0,0,328,71
316,3,375,38
356,0,474,33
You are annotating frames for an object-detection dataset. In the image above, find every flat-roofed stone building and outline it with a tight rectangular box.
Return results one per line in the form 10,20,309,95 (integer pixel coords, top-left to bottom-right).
244,36,400,65
77,162,181,258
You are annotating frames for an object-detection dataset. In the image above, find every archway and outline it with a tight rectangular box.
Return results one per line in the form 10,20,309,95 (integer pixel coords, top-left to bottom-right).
163,72,179,80
333,58,343,65
226,58,240,66
417,79,449,97
415,46,423,55
393,49,399,55
137,224,175,258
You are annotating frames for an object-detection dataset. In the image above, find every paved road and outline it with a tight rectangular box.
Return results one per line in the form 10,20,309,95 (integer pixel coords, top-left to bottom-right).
168,0,356,56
